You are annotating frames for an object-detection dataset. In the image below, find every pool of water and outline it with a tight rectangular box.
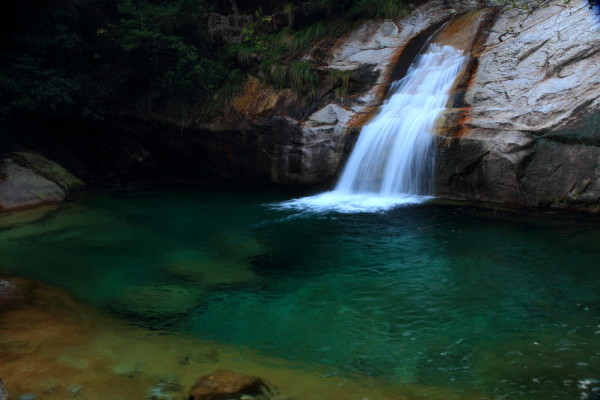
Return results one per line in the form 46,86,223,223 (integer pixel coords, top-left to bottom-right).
1,184,599,399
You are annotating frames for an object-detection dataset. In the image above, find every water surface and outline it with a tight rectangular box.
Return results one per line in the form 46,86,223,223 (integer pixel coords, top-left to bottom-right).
1,184,599,399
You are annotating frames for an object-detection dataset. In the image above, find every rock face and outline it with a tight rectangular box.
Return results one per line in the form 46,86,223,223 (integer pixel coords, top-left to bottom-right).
188,370,270,400
200,0,482,186
2,0,597,210
436,0,600,208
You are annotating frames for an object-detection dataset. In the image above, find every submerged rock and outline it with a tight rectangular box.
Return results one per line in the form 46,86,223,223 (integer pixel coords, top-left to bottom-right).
108,284,203,322
16,394,36,400
163,244,261,287
66,383,83,397
146,377,183,400
188,370,270,400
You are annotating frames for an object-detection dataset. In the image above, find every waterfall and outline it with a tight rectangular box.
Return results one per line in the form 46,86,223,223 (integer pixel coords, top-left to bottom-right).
277,43,467,213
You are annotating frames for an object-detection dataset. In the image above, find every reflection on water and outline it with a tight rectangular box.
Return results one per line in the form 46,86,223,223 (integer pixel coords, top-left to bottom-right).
1,184,600,399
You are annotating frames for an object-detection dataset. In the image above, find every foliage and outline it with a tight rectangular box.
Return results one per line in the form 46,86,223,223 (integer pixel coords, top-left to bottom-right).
329,69,351,98
349,0,410,18
0,0,235,123
233,19,338,99
0,0,422,123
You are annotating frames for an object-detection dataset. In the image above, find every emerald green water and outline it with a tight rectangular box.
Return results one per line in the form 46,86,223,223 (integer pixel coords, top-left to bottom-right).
1,184,600,399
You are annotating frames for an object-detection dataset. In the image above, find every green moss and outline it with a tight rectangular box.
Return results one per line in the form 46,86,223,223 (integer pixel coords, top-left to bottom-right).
12,151,84,192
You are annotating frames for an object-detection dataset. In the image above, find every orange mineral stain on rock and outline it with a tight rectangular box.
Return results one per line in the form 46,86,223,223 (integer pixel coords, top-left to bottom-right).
230,76,288,118
435,9,490,53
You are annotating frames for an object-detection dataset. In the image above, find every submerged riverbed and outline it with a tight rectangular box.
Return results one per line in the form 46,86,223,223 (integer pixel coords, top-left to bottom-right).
1,184,599,399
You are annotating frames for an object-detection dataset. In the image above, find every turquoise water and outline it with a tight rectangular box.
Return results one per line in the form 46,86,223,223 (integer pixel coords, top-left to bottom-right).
1,184,600,399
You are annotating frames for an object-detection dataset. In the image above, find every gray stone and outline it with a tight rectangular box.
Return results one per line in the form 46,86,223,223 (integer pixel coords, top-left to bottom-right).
0,159,66,211
436,0,600,209
10,151,84,192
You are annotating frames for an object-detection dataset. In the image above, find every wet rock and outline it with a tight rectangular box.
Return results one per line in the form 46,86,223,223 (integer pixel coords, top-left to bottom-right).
0,276,35,311
66,383,83,397
17,394,36,400
0,159,66,211
146,377,183,400
188,370,270,400
0,377,8,400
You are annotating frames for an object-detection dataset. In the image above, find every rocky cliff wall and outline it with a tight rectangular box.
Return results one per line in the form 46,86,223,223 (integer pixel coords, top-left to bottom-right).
3,0,600,211
198,0,488,186
436,0,600,209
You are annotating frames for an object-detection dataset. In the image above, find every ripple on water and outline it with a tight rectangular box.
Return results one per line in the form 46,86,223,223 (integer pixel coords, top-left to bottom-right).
1,185,600,400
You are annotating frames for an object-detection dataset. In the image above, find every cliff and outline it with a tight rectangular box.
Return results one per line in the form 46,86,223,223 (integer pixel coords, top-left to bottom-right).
436,0,600,209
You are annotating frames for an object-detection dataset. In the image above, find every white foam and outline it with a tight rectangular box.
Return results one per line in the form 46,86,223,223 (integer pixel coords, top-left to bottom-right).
274,191,433,213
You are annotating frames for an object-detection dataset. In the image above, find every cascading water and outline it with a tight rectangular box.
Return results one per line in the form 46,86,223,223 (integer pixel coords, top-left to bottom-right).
278,43,467,213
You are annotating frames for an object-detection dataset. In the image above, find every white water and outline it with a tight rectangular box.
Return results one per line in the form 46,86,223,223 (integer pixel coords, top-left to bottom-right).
278,44,467,213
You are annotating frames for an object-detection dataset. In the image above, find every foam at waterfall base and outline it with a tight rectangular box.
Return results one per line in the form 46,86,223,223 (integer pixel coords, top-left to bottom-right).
273,191,433,213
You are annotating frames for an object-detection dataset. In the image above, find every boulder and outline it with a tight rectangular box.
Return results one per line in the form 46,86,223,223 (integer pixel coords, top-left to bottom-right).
9,151,84,192
0,159,66,211
188,370,270,400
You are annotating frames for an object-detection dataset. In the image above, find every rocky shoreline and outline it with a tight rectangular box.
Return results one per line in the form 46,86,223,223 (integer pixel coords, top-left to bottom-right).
1,274,491,400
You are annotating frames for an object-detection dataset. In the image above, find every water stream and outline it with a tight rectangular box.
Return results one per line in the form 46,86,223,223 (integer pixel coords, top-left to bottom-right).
279,43,466,213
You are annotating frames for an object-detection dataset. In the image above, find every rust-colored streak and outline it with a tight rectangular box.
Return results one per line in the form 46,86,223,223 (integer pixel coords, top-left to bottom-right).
435,9,488,53
348,106,379,129
434,8,499,138
231,76,281,118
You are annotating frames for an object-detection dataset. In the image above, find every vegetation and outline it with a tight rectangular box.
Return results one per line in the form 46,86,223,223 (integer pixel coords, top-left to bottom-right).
0,0,417,125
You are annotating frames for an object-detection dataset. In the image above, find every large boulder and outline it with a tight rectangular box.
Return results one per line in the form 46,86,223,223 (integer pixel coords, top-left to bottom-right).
10,151,84,193
0,151,83,211
0,158,66,211
436,0,600,208
188,370,270,400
